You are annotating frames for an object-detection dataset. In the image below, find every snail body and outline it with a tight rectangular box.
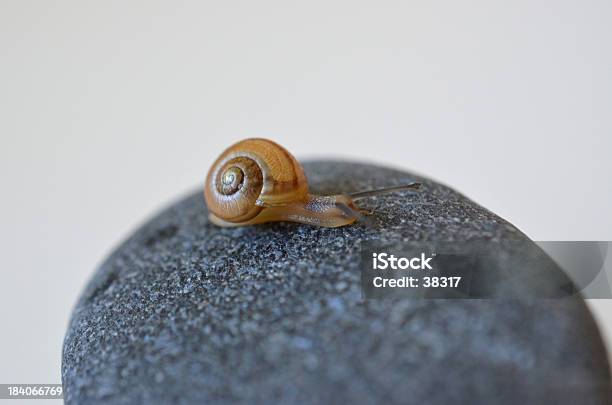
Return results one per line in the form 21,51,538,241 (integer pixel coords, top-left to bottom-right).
204,138,419,228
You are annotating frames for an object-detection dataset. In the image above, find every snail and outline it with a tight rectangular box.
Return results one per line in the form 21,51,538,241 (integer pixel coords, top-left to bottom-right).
204,138,421,228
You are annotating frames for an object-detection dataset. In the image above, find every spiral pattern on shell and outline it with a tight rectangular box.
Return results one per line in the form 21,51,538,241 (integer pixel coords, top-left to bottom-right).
204,138,309,223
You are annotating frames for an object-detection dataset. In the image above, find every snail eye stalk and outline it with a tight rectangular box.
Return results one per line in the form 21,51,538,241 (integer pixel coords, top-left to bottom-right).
348,183,421,200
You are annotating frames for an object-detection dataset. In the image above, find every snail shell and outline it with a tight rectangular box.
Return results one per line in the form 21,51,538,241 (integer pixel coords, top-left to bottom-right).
205,138,312,225
204,138,421,227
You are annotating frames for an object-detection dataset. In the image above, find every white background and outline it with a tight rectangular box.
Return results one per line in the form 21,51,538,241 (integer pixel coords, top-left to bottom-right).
1,0,611,395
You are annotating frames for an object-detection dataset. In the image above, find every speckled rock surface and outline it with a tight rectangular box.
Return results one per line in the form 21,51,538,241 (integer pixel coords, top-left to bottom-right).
62,161,611,405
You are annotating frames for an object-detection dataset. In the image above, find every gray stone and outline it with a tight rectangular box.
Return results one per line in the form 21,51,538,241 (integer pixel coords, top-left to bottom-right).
62,161,611,404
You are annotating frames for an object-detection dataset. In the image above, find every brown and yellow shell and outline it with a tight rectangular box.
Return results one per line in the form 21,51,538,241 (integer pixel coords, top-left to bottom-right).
205,138,310,225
